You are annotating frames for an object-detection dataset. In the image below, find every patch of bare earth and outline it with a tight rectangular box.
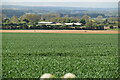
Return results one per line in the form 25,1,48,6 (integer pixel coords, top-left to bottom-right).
0,30,119,34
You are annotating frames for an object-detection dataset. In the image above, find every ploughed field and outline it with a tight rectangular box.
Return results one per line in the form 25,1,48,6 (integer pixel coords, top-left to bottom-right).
2,33,119,78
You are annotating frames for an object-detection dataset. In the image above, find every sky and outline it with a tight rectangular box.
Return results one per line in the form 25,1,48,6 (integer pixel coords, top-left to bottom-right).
3,0,120,2
2,0,119,8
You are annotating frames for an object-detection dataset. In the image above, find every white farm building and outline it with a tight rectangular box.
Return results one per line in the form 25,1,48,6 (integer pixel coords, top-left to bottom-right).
65,23,82,26
38,22,55,24
65,23,74,25
74,23,82,26
38,22,82,26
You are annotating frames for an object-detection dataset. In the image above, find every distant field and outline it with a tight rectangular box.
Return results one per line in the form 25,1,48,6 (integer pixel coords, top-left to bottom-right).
2,33,119,78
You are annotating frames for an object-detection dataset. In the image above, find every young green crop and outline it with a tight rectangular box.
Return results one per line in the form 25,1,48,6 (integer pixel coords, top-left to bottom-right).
2,33,119,78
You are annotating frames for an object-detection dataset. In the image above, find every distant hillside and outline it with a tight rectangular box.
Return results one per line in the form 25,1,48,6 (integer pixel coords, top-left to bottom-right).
1,5,118,18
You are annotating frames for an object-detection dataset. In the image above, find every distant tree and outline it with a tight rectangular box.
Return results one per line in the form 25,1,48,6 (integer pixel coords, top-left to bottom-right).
118,22,120,28
81,15,91,22
96,16,103,23
20,14,40,23
10,16,19,24
92,23,98,29
70,17,80,23
3,18,10,24
108,17,118,23
103,19,108,24
0,14,7,24
86,22,92,29
23,19,29,23
41,13,60,21
80,19,86,25
110,25,114,29
20,14,26,21
86,20,96,29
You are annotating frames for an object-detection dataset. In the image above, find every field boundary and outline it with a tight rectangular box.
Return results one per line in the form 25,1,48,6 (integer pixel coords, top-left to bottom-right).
0,30,119,34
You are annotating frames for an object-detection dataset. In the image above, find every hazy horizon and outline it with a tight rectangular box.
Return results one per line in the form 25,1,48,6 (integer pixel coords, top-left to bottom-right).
2,2,118,8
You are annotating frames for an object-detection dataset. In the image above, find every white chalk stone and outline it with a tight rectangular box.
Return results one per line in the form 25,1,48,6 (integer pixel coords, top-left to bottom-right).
63,73,76,78
40,73,54,80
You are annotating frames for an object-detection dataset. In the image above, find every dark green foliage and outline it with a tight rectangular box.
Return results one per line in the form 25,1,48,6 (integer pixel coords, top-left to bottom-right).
110,25,114,29
23,19,29,23
80,19,86,25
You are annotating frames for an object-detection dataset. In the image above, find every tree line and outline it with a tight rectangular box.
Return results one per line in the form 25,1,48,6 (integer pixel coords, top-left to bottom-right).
0,13,118,30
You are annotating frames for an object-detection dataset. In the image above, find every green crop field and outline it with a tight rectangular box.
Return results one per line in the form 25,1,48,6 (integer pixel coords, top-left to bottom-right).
2,33,119,78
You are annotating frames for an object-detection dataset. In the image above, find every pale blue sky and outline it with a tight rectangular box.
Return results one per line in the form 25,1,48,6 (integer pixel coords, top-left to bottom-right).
3,0,120,2
2,0,119,8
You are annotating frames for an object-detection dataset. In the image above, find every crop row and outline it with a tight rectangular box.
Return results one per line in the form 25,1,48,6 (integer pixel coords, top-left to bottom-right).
2,33,119,78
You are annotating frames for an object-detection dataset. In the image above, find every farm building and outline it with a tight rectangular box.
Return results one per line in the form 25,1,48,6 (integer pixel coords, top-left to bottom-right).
65,23,74,25
38,22,82,26
38,22,55,24
50,23,63,25
65,23,82,26
104,27,110,30
74,23,82,25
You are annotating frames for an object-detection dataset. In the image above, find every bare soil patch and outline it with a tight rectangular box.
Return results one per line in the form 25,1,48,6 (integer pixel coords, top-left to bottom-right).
0,30,118,34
